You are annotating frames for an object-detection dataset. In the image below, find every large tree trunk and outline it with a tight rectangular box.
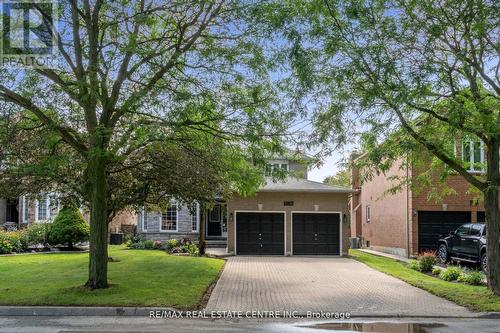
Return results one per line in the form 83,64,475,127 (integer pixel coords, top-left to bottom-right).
85,152,109,289
485,141,500,295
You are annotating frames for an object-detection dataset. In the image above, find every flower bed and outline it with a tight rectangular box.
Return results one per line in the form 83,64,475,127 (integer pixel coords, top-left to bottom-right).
407,251,486,286
125,236,200,256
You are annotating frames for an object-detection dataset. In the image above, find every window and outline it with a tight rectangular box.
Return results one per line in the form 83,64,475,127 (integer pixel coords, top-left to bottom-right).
462,140,484,172
191,203,199,232
22,196,29,223
161,203,177,231
35,193,60,222
141,209,147,232
36,194,48,221
456,224,470,236
470,224,482,236
265,161,289,176
366,205,371,223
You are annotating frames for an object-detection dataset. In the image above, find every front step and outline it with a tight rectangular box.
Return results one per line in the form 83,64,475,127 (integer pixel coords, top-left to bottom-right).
205,239,227,248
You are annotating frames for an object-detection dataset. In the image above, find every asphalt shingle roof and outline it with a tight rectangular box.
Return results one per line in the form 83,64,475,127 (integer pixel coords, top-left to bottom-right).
260,178,355,193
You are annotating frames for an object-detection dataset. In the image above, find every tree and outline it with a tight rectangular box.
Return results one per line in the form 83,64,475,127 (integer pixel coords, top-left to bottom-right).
323,168,350,187
0,1,291,289
49,205,89,248
269,0,500,294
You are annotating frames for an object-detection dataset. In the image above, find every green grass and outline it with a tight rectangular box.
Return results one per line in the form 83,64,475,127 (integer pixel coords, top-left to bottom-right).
349,249,500,312
0,246,224,308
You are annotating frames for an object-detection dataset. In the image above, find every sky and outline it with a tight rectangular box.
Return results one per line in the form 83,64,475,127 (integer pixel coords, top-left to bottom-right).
308,154,339,182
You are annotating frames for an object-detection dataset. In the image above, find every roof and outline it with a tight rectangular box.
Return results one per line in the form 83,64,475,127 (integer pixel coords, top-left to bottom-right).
260,178,356,193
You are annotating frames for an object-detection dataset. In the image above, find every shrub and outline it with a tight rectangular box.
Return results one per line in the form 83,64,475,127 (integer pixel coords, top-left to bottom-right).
439,266,462,281
0,230,28,253
0,239,13,254
186,243,199,256
408,259,420,271
432,267,442,275
180,238,192,245
48,206,89,248
458,270,484,285
125,234,142,244
170,246,183,254
165,239,179,251
143,240,155,249
153,240,163,249
25,223,52,246
129,242,145,249
418,251,437,272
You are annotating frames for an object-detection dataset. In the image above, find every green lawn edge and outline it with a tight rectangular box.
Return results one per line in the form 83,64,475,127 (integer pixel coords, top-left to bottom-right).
349,249,500,312
0,245,225,308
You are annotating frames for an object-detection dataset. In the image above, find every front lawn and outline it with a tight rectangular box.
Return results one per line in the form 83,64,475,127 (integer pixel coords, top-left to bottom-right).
0,246,224,308
350,249,500,312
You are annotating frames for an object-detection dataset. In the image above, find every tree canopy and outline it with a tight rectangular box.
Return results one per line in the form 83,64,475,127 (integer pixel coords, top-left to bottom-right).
265,0,500,294
0,0,295,288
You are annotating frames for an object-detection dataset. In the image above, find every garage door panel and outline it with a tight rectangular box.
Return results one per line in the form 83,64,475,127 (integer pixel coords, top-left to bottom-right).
236,212,284,255
418,211,471,252
236,243,262,255
293,213,340,255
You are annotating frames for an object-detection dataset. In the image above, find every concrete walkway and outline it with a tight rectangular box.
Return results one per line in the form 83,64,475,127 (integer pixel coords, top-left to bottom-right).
205,256,472,317
358,248,411,263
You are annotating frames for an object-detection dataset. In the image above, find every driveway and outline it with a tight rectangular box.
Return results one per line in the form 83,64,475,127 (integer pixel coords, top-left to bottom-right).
205,257,472,316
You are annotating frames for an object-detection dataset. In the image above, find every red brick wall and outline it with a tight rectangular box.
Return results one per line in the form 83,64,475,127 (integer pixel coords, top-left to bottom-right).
410,172,486,254
353,158,410,256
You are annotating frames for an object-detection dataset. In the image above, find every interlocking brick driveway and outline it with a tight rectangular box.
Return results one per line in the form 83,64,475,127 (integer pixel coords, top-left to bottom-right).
205,257,471,316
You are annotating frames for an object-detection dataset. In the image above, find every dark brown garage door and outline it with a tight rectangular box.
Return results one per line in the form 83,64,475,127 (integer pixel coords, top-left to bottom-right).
293,213,340,255
235,212,285,255
418,211,471,252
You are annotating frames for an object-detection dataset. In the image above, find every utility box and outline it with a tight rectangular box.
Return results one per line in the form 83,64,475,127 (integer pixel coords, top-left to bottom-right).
349,237,360,249
109,233,124,245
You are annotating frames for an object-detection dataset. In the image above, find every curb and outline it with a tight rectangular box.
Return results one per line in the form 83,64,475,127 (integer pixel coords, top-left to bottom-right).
0,306,176,317
0,306,498,319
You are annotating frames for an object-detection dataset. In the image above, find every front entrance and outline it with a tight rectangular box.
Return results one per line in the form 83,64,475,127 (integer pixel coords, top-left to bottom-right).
206,203,227,237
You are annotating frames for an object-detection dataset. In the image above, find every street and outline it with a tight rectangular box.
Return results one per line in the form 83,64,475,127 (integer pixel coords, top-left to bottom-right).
0,316,499,333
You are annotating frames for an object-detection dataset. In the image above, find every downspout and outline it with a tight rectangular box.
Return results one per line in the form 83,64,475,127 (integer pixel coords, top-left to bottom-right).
405,153,410,258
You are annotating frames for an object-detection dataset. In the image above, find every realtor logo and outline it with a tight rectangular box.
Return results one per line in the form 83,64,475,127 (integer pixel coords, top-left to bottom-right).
1,0,58,67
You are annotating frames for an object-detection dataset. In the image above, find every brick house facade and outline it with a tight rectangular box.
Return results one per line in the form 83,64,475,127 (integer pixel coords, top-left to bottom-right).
351,156,487,257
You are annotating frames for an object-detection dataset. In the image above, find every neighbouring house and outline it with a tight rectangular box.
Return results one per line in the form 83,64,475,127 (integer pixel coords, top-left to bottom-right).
139,157,355,256
351,139,488,257
0,194,136,233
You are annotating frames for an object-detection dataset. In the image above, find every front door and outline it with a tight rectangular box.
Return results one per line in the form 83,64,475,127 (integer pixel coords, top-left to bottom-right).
207,203,227,237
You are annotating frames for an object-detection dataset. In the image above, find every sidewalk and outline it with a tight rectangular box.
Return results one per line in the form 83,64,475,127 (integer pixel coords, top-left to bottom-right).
358,248,411,263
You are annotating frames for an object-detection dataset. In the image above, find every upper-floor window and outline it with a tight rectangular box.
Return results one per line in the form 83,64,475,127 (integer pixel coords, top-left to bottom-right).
462,140,484,172
366,205,371,223
161,203,177,231
265,161,289,176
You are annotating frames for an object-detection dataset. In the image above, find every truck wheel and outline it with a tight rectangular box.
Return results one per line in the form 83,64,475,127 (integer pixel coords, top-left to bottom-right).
437,244,449,264
481,252,488,273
